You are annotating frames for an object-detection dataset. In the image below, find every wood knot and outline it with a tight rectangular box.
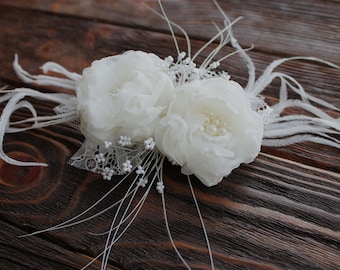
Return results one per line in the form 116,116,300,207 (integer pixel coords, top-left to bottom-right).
0,151,43,187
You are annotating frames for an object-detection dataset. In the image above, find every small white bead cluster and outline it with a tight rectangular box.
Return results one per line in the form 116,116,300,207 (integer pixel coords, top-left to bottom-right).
156,181,165,194
137,177,148,188
102,167,114,180
165,52,227,86
118,136,132,147
144,137,156,150
136,165,145,175
104,141,113,149
95,153,106,163
122,160,132,173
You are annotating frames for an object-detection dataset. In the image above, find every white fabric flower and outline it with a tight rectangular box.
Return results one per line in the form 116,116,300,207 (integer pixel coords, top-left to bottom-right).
76,50,174,143
155,77,264,187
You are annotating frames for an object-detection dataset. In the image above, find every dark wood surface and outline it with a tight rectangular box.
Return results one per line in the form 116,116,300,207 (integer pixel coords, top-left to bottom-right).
0,1,339,269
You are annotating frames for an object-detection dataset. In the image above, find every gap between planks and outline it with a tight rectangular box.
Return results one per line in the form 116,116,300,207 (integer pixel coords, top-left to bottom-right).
259,152,340,178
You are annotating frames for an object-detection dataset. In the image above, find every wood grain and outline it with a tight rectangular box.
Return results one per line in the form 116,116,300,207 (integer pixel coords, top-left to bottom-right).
0,1,339,269
1,0,339,61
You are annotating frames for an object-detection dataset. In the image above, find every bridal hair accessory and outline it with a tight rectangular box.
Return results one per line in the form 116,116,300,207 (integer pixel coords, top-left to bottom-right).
1,0,339,269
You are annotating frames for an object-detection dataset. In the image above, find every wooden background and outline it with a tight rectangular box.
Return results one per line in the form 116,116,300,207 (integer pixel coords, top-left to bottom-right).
0,0,339,269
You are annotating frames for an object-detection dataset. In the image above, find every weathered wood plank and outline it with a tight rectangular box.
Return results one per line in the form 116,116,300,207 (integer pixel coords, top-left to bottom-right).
1,111,339,269
0,1,339,270
0,0,339,62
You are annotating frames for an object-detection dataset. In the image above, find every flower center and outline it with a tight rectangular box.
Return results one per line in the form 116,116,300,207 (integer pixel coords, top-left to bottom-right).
203,112,228,136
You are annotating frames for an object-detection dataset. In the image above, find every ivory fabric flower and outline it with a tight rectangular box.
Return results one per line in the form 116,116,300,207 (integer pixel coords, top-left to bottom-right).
155,77,264,187
76,50,175,144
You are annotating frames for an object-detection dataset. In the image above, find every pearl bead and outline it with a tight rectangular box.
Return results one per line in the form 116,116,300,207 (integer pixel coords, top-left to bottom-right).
212,119,219,126
202,112,229,137
219,122,227,129
206,125,217,135
218,128,227,136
